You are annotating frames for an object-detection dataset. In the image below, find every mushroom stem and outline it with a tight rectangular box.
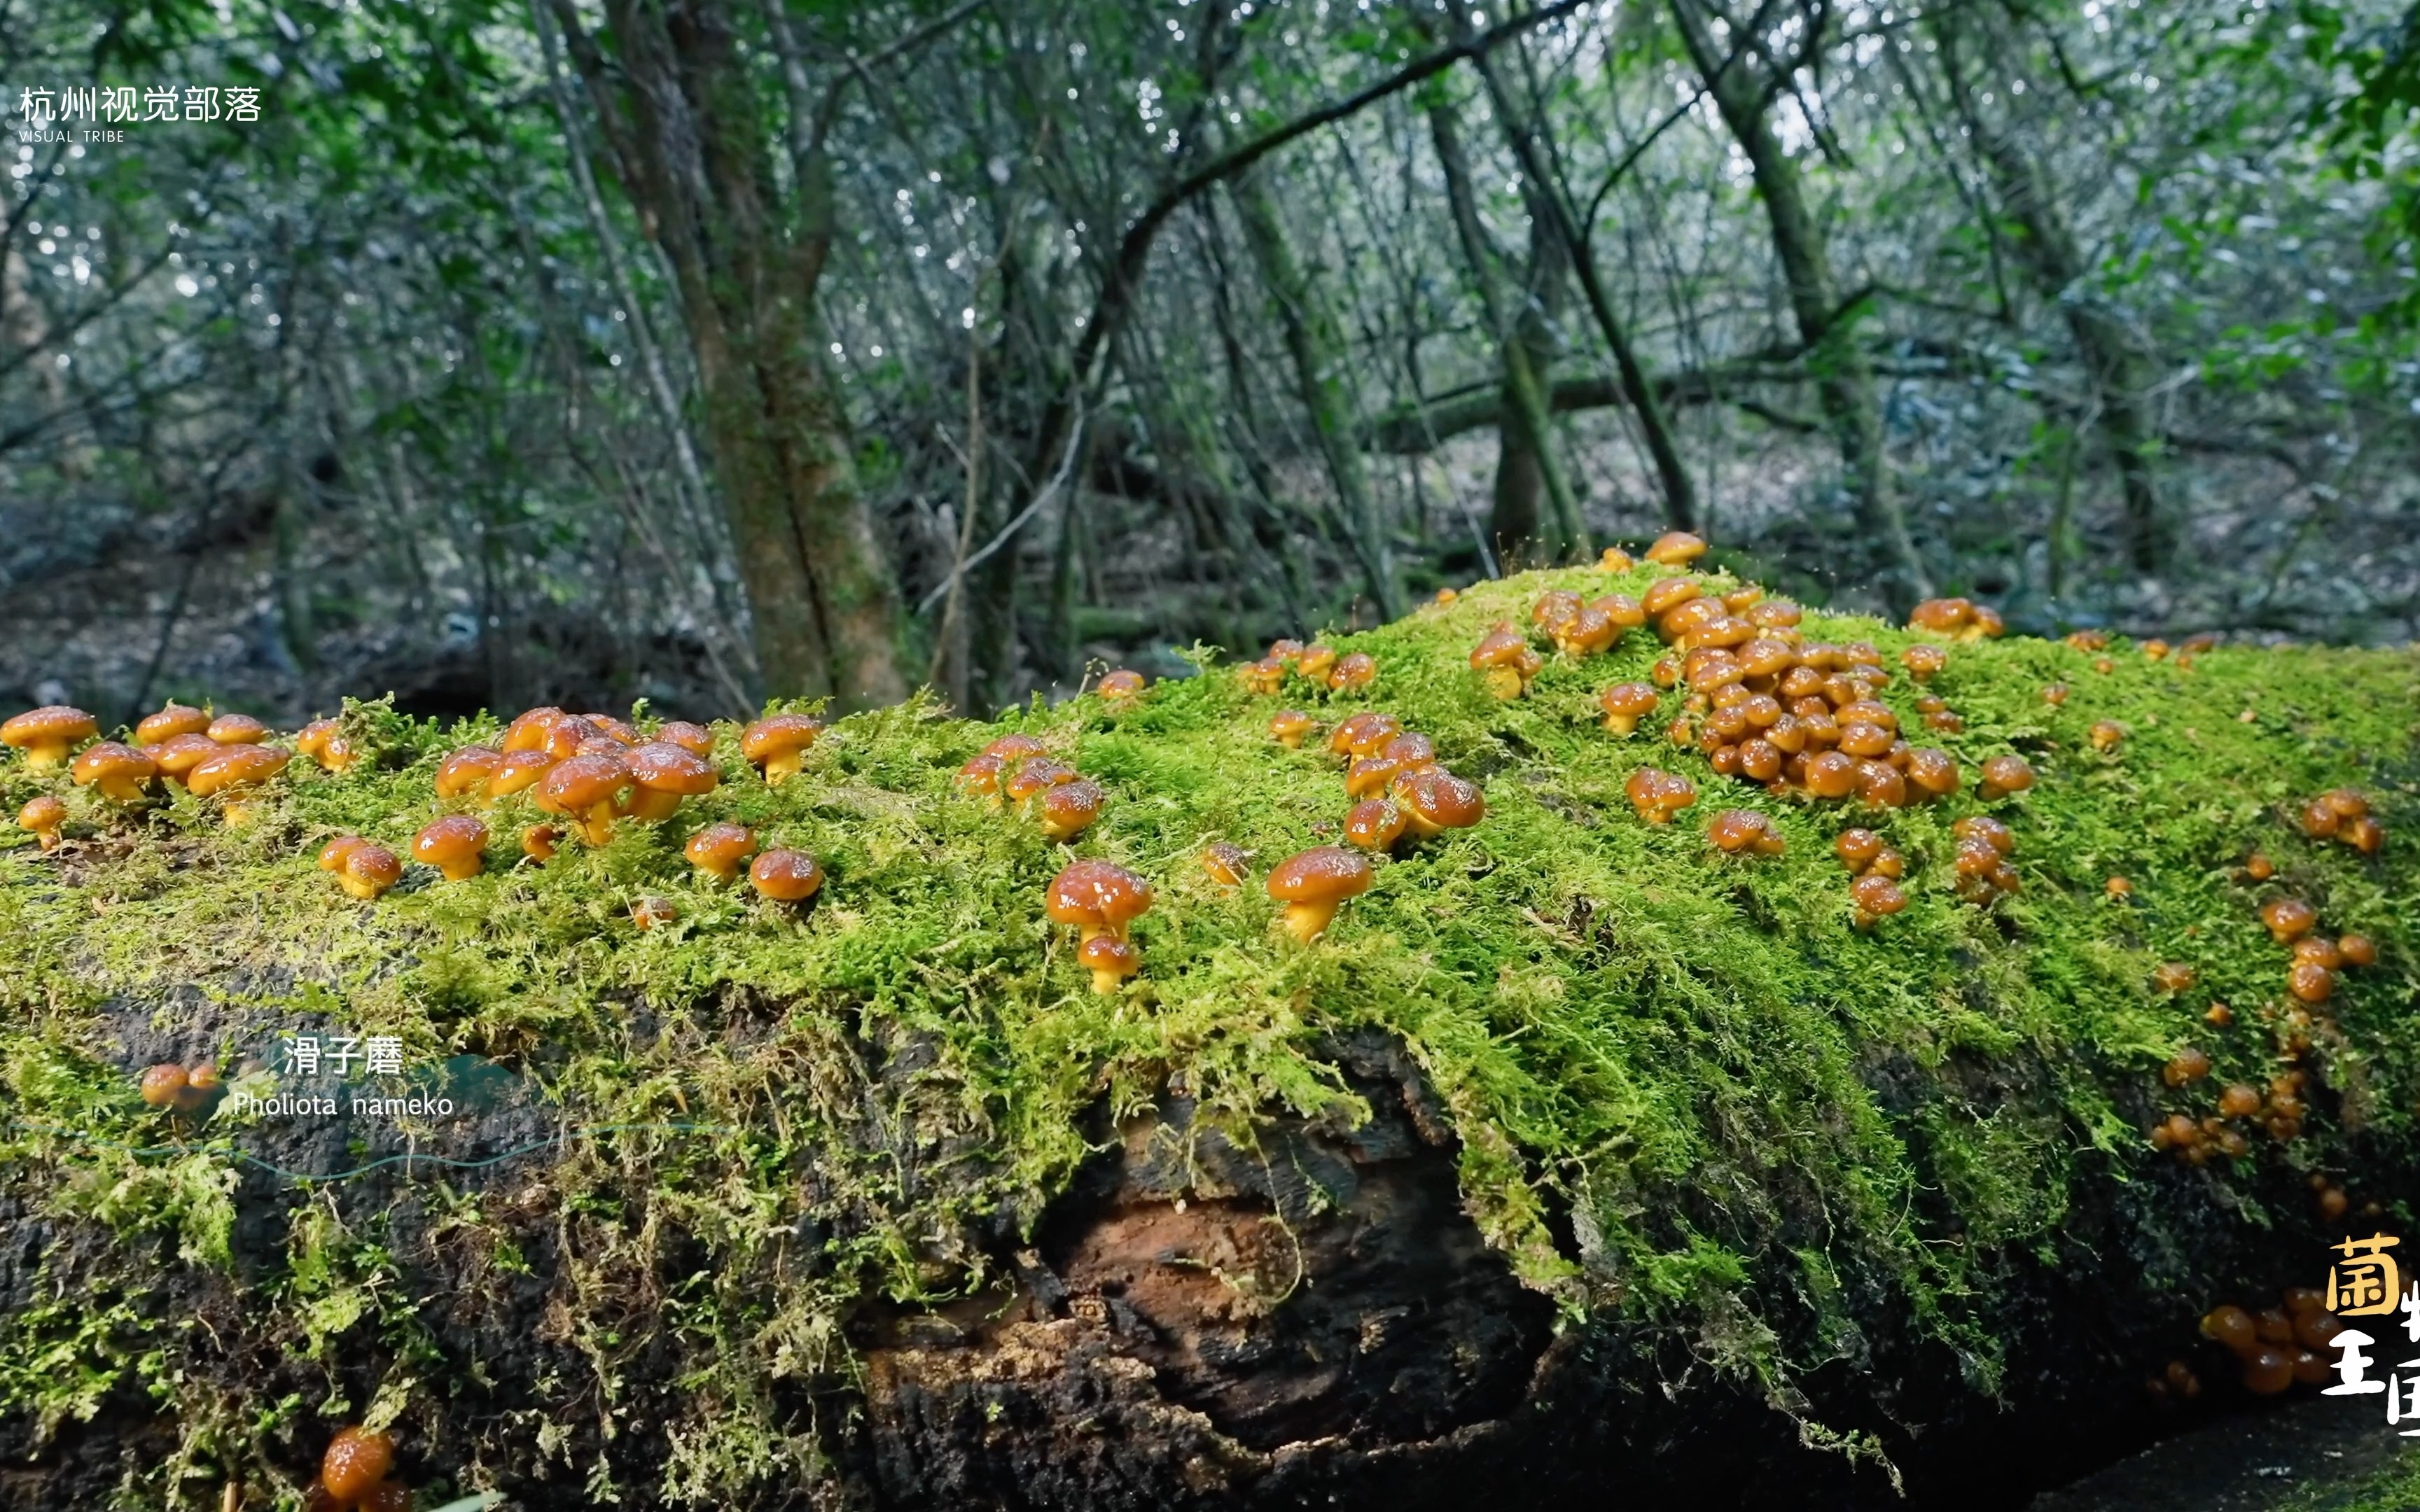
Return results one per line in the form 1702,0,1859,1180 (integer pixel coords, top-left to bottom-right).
1281,899,1340,943
223,799,260,827
574,802,618,847
765,751,805,785
20,742,69,771
624,788,683,822
337,872,382,901
1601,713,1641,736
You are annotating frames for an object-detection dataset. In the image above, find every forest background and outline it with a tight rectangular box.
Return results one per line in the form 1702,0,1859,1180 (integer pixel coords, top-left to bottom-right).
5,0,2419,727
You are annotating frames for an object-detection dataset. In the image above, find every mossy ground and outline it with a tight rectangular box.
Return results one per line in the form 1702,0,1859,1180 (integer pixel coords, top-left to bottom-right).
3,560,2417,1508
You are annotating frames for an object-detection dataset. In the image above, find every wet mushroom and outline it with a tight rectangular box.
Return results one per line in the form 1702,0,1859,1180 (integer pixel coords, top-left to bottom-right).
1625,767,1699,824
411,815,489,882
1098,669,1146,704
483,748,557,803
1977,754,2036,801
499,706,568,752
338,843,403,901
1900,645,1947,681
1,706,97,770
1045,860,1155,944
1201,841,1250,889
750,848,826,904
2088,720,2125,754
1345,798,1407,852
1643,530,1707,566
141,1063,190,1109
71,741,156,804
293,719,361,774
684,822,757,882
1597,682,1660,736
1851,872,1907,929
1266,846,1373,942
1393,768,1486,840
657,721,717,759
434,746,506,805
1706,808,1786,856
1326,652,1378,692
321,1427,397,1506
522,824,564,862
134,704,210,746
150,732,221,786
624,742,720,822
1269,710,1316,749
186,744,291,824
1078,934,1142,994
207,713,267,745
2259,898,2317,944
534,751,632,846
17,794,66,851
739,714,826,785
1038,778,1106,841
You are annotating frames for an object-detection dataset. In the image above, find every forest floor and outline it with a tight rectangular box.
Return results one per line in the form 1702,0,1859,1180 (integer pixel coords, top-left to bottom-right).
2033,1395,2420,1511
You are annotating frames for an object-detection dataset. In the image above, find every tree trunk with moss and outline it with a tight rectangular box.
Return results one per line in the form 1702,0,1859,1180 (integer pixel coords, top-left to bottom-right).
547,0,906,712
4,570,2416,1510
1232,167,1404,624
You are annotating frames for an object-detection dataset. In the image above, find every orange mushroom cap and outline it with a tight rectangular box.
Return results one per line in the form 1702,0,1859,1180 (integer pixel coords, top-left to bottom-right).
1643,530,1707,566
1077,934,1142,994
534,751,632,845
625,741,720,821
1201,841,1250,889
321,1428,396,1505
1268,710,1316,748
136,704,212,745
740,715,826,783
685,822,757,881
1265,846,1373,942
140,1063,190,1107
750,848,826,902
435,746,506,803
498,706,569,752
1327,712,1402,759
1045,860,1155,942
17,794,67,850
1098,669,1146,701
148,732,222,785
1597,682,1660,735
1,705,97,769
1394,768,1484,839
1326,652,1377,692
187,743,290,801
339,843,403,900
1977,754,2035,800
207,713,267,745
1038,778,1106,841
657,720,717,758
1344,798,1407,852
483,748,557,801
412,814,489,882
71,741,157,803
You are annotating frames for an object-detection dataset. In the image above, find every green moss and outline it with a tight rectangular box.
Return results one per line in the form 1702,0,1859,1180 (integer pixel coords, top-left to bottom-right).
3,564,2417,1503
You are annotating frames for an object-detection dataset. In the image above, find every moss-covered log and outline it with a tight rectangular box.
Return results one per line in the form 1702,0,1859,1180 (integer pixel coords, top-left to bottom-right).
2,562,2416,1510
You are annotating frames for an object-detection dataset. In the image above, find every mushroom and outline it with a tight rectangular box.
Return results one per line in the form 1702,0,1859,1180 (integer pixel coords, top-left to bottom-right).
1597,682,1660,736
1953,814,2015,855
750,848,826,904
1834,828,1882,873
684,822,757,881
411,815,489,882
186,744,291,824
1977,754,2035,800
534,751,632,846
1038,778,1106,841
1345,798,1407,852
1045,860,1155,944
1268,710,1316,749
2342,814,2386,855
293,719,360,774
1344,756,1403,802
1624,767,1698,824
630,896,678,930
1267,638,1307,665
1326,652,1378,692
134,704,210,746
1077,934,1142,994
1900,645,1947,681
581,713,644,746
1266,846,1372,942
2087,720,2125,754
2339,932,2377,967
1469,624,1541,700
2259,897,2316,944
1643,530,1707,566
2162,1046,2213,1086
2040,683,2069,707
1706,808,1785,856
1904,747,1960,799
1,706,97,770
1326,712,1402,760
2288,962,2335,1004
956,752,1008,799
435,746,506,804
1292,645,1337,685
499,706,569,752
1434,587,1460,604
17,795,66,851
1239,657,1288,695
207,713,267,745
624,741,720,822
338,843,403,901
1850,872,1907,929
1597,545,1635,572
321,1427,397,1507
2292,935,2344,970
739,714,826,785
484,749,557,802
140,1063,190,1108
1003,756,1078,808
178,1062,220,1113
657,721,718,758
70,741,156,804
1098,669,1146,704
2151,962,2198,993
1393,768,1484,839
1380,732,1438,766
1201,841,1249,889
522,824,564,862
149,733,222,785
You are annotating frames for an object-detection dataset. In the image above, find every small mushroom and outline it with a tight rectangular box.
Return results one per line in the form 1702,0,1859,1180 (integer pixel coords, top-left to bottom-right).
630,895,678,930
499,706,569,752
2339,932,2377,967
534,751,632,846
140,1063,190,1108
17,794,66,851
484,748,557,802
321,1427,397,1506
657,721,718,758
739,714,826,785
1239,656,1287,695
2040,683,2069,707
1266,846,1372,942
1469,624,1541,700
750,848,826,904
71,741,156,804
1597,682,1660,736
1200,841,1250,889
1977,754,2035,800
2288,961,2335,1004
1625,767,1698,824
2259,897,2316,944
1706,808,1786,856
1269,710,1316,749
1098,669,1146,704
1296,645,1339,684
1643,530,1707,566
1045,860,1155,944
1900,645,1946,681
1326,712,1403,760
522,823,564,862
207,713,267,745
1834,828,1882,873
1394,769,1485,840
434,746,506,805
338,843,403,901
624,741,720,822
2151,962,2197,993
1,706,97,770
294,719,361,774
186,744,291,824
134,704,210,746
1596,545,1634,572
2162,1046,2212,1086
1326,652,1378,692
1850,872,1907,929
1077,934,1142,994
2087,720,2125,754
1904,747,1960,799
149,732,221,785
1038,778,1106,841
1003,756,1078,808
684,822,757,881
411,815,489,882
1344,798,1407,852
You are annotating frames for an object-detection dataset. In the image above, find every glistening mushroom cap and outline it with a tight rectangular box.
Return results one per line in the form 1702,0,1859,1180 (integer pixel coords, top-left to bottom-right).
624,741,720,821
684,822,757,880
1045,860,1155,942
1038,778,1105,841
136,704,210,746
1077,934,1142,994
657,720,717,758
17,794,66,850
1644,530,1708,566
340,843,403,900
750,848,826,903
1265,846,1373,942
1,705,97,769
435,746,506,802
321,1427,396,1506
1394,768,1484,839
534,751,632,846
207,713,267,745
149,732,223,785
740,715,826,783
186,743,291,799
71,741,157,803
412,814,490,881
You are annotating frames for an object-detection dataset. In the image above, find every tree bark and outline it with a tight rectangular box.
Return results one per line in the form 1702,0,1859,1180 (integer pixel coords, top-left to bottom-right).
548,0,906,710
1231,167,1404,622
1667,0,1930,603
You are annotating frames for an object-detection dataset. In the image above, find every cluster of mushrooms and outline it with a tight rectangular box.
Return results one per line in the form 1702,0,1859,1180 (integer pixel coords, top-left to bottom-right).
309,1424,406,1511
1237,640,1379,697
8,701,300,842
2162,1285,2353,1402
